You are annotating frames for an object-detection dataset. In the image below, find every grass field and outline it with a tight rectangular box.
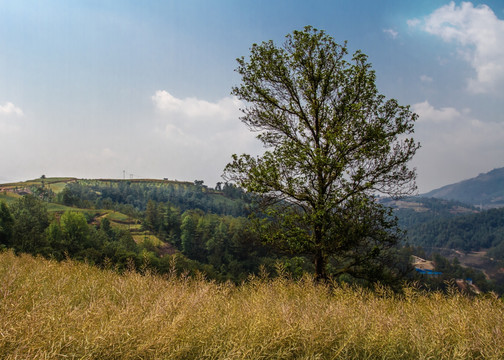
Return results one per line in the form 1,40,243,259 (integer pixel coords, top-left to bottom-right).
105,211,133,222
0,250,503,359
133,233,163,246
0,194,86,213
46,181,69,194
0,192,20,205
46,202,85,212
0,177,75,188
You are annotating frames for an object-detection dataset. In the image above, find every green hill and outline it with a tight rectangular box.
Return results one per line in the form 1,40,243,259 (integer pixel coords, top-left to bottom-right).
2,176,502,290
0,177,274,283
403,206,504,256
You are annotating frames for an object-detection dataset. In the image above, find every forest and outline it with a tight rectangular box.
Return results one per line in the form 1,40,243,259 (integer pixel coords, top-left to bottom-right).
1,177,502,294
0,178,276,283
400,204,504,255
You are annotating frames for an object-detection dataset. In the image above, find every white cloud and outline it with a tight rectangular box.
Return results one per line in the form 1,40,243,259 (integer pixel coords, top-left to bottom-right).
420,75,433,83
411,100,504,192
152,90,246,140
152,90,247,138
407,18,421,27
411,2,504,94
0,102,23,134
0,102,23,116
383,28,398,39
412,100,460,123
152,90,241,120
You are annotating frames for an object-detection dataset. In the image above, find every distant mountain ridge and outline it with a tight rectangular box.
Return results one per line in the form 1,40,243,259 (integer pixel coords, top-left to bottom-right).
423,167,504,209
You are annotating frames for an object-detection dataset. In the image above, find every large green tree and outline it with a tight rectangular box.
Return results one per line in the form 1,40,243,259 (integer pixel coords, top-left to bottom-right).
60,211,91,256
10,195,50,255
224,27,419,281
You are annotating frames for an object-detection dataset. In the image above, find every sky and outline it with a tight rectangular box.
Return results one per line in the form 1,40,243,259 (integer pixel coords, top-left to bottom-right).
0,0,503,193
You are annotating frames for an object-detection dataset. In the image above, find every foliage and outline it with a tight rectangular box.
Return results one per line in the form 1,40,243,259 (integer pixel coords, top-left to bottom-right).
9,195,50,255
404,207,504,254
0,202,14,248
7,173,503,289
59,211,92,256
0,190,275,282
225,26,419,280
29,184,55,202
58,179,249,216
1,250,503,359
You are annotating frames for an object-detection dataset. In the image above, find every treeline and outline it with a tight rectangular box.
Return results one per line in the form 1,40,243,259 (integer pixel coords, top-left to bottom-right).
0,194,410,289
404,207,504,256
2,179,501,292
142,200,277,281
1,179,410,286
1,196,147,269
58,180,249,217
0,194,279,282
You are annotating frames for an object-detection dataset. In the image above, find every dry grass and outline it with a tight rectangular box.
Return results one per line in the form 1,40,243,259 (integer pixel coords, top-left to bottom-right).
1,250,503,359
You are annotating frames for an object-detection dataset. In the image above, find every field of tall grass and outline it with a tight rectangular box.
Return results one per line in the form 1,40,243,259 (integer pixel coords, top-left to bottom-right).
1,250,503,359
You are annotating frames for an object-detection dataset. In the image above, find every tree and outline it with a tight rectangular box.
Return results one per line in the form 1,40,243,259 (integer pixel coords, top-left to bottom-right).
60,211,90,256
10,195,50,255
224,27,419,281
0,202,14,248
180,210,206,262
145,200,160,231
45,222,65,259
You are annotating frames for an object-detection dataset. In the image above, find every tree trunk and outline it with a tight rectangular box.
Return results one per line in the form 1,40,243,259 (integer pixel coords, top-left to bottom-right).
314,249,328,282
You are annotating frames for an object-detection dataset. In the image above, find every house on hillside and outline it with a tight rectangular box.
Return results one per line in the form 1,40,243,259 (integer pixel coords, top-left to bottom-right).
411,255,442,276
14,188,32,196
414,268,442,276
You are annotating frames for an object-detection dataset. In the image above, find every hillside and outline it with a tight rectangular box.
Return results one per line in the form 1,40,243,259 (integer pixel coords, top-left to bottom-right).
403,207,504,253
0,177,286,283
382,196,504,287
2,176,502,291
401,205,504,284
381,196,478,228
423,167,504,209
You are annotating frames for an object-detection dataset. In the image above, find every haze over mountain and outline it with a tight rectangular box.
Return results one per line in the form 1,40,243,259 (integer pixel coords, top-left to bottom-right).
422,167,504,209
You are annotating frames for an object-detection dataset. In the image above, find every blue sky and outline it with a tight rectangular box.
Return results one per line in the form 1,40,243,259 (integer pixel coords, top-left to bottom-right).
1,1,503,193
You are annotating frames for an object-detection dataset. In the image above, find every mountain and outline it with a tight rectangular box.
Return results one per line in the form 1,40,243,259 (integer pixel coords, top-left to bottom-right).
423,167,504,209
380,196,478,229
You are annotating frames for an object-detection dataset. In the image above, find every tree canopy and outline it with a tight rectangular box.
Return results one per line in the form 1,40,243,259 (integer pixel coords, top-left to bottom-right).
0,202,14,248
225,27,419,281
